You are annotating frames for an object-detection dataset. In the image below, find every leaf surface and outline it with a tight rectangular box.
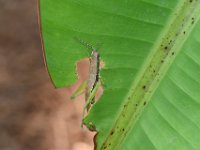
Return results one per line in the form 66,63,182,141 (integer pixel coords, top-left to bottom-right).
39,0,200,149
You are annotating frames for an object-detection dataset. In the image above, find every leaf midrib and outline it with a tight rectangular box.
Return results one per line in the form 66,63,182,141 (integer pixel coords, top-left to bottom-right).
100,1,200,149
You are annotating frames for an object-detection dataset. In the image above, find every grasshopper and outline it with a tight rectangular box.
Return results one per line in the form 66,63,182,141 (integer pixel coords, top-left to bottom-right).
85,50,100,110
71,38,101,121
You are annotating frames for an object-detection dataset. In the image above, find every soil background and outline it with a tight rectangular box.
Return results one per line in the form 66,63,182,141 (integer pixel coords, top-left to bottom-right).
0,0,94,150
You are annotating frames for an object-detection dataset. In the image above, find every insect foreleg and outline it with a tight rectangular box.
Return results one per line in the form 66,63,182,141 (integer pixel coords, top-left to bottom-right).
70,81,87,100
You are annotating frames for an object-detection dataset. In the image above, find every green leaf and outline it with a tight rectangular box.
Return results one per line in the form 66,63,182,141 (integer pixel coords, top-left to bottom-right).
39,0,200,149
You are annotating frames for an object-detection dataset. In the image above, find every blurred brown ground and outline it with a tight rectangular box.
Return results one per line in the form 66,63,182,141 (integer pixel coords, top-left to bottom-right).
0,0,94,150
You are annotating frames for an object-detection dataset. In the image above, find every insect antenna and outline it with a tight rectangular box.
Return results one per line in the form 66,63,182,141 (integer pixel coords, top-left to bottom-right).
74,37,95,56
